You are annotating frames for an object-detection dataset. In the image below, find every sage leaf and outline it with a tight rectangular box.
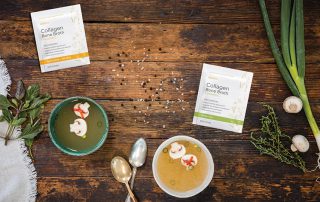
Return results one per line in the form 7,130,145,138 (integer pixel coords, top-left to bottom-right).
25,139,34,159
29,107,42,123
22,100,30,109
0,95,12,109
20,125,43,139
12,118,27,126
3,80,50,159
26,84,40,100
29,94,51,109
2,109,13,122
11,98,19,107
15,80,26,100
19,111,28,119
25,139,33,147
20,131,41,139
20,123,32,137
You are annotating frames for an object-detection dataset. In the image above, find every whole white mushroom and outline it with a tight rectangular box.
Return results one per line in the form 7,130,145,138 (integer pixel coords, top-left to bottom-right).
291,135,309,153
283,96,303,113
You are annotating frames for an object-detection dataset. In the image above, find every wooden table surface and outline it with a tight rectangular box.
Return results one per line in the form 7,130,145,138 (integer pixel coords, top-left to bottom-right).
1,0,320,201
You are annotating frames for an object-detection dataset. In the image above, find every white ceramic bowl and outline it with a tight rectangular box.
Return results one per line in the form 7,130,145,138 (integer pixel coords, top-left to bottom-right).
152,135,214,198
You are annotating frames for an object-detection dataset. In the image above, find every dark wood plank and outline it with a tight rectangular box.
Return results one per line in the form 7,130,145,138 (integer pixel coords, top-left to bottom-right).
37,177,320,201
0,0,319,25
37,101,320,141
31,101,320,179
33,136,320,180
0,21,320,63
6,60,320,102
1,1,320,201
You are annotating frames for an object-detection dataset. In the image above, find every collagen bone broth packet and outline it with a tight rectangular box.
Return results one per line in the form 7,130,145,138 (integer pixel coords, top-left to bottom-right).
31,4,90,72
193,64,253,133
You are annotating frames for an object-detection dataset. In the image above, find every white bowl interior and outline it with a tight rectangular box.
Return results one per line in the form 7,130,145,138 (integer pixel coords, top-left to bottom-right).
152,135,214,198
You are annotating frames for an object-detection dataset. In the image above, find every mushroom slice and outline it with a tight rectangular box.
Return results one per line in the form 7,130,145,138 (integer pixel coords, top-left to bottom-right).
169,142,186,159
181,154,198,170
73,102,90,119
70,118,87,138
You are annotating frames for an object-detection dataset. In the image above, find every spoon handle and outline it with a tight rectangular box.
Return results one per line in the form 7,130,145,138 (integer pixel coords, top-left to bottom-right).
125,167,137,202
125,182,138,202
130,167,137,189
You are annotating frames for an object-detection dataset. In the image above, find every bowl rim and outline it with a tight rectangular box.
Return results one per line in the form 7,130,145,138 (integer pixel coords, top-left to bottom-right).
48,96,109,156
152,135,214,198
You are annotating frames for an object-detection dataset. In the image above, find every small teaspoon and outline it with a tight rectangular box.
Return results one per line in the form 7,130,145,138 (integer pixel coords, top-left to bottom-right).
111,156,138,202
125,138,147,202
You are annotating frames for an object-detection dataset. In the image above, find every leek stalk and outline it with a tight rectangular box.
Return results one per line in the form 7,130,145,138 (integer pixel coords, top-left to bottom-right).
259,0,320,152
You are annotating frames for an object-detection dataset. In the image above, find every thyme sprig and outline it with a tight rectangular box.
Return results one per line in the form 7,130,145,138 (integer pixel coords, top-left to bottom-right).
250,104,306,172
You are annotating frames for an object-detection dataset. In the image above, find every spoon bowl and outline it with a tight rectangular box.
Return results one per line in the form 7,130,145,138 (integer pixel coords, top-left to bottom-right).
125,138,147,202
111,156,137,202
129,138,147,167
111,156,132,183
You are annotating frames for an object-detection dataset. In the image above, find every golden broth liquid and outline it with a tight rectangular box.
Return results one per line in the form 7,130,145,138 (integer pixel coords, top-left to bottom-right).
54,99,106,151
157,141,208,192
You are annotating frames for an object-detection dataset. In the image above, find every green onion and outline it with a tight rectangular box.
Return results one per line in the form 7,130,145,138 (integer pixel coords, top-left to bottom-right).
280,0,292,68
259,0,320,153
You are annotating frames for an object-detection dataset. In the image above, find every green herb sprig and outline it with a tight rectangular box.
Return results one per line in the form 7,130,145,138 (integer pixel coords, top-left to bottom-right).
0,80,50,158
250,104,306,172
259,0,320,154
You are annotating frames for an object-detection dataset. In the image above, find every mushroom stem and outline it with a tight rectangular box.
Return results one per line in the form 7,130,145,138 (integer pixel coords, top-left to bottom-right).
291,144,298,152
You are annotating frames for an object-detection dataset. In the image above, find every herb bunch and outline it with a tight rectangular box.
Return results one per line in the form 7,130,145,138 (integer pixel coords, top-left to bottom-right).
250,105,306,172
259,0,320,155
0,80,50,158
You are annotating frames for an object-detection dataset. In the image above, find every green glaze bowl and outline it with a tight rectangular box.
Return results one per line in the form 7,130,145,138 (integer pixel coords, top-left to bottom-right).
48,96,109,156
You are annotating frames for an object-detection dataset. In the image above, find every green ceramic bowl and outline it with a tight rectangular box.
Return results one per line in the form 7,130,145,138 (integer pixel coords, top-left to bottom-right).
48,96,109,156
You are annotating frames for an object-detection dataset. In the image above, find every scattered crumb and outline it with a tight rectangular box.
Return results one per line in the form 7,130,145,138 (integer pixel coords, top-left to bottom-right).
110,46,189,127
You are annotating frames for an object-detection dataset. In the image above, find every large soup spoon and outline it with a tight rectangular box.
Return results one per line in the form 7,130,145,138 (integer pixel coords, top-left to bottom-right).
111,156,137,202
125,138,147,202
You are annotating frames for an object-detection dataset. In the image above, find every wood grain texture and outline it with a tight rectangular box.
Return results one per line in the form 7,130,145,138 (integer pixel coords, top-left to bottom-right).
0,21,320,63
33,130,320,180
31,101,320,180
6,60,320,102
1,0,320,201
0,0,319,25
37,177,320,202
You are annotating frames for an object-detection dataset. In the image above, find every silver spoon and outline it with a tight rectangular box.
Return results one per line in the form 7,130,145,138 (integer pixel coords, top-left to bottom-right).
125,138,147,202
111,156,138,202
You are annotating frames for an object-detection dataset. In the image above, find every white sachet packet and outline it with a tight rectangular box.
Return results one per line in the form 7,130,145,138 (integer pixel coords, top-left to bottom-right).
193,63,253,133
31,4,90,72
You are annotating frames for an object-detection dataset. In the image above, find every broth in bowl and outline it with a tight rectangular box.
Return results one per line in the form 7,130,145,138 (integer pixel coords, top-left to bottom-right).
48,97,109,156
153,136,214,198
53,99,106,151
157,140,208,192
